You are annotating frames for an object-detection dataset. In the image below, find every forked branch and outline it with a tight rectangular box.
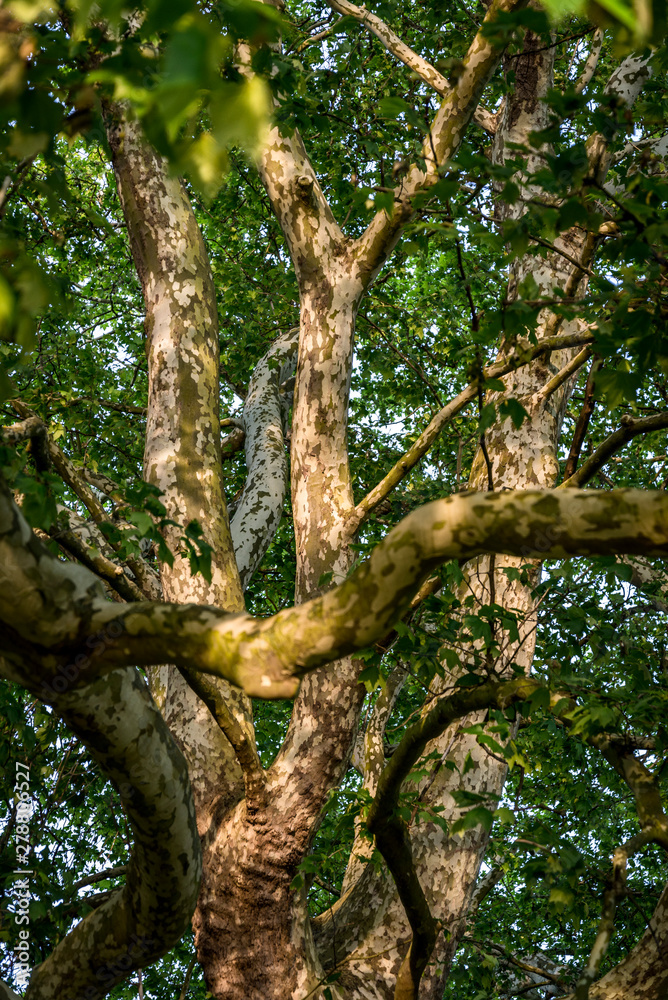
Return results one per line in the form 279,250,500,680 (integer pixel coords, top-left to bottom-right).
323,0,499,134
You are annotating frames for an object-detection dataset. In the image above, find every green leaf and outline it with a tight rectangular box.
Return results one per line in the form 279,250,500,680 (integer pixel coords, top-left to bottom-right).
451,806,494,835
499,398,529,429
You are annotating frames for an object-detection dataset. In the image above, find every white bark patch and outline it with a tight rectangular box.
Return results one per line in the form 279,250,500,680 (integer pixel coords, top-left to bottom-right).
231,328,298,588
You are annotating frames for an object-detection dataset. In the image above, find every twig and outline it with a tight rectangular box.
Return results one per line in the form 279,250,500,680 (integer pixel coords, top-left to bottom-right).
352,329,594,529
72,866,127,891
563,356,602,481
177,955,198,1000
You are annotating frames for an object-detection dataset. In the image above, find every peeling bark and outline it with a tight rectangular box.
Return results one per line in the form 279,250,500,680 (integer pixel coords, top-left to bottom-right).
231,328,298,589
24,669,201,1000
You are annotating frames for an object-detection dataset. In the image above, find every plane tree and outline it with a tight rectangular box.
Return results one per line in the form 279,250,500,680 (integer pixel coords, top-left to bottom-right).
1,0,668,998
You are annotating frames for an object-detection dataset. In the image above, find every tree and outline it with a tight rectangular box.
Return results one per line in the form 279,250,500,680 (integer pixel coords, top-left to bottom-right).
1,0,668,998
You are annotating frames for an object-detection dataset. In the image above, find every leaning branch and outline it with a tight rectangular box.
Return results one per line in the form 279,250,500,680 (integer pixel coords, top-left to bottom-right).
366,676,544,1000
353,329,595,528
323,0,498,134
8,400,160,599
536,346,591,401
352,0,522,282
559,412,668,489
11,399,109,524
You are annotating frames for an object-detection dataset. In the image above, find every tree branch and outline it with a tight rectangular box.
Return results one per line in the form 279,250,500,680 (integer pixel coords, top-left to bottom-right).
559,412,668,489
24,669,200,1000
47,395,147,416
6,482,668,702
365,677,554,999
574,28,603,95
71,866,127,891
10,399,110,524
536,346,591,401
351,0,524,284
176,665,266,805
353,329,595,528
563,356,602,481
230,328,298,589
323,0,499,134
48,520,146,603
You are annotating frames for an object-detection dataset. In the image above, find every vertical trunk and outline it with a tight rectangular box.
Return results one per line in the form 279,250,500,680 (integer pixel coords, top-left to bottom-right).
106,110,270,999
105,111,251,814
188,268,365,1000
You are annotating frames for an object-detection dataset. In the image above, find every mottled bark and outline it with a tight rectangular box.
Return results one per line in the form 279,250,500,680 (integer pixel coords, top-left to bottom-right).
104,106,257,1000
3,13,659,1000
104,106,252,828
231,4,527,993
5,479,668,701
24,669,200,1000
231,328,298,589
563,882,668,1000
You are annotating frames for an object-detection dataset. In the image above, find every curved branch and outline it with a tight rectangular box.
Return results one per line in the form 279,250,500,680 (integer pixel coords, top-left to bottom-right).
24,669,200,1000
560,412,668,489
5,482,668,701
71,866,127,891
230,328,298,589
563,356,602,482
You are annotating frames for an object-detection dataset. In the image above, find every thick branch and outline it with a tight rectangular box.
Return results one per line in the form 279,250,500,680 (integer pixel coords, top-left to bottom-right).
352,0,523,283
24,669,200,1000
560,412,668,489
5,483,668,701
574,28,603,94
